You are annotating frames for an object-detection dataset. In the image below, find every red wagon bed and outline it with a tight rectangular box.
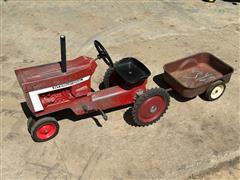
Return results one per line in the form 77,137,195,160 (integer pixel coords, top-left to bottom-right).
163,52,234,98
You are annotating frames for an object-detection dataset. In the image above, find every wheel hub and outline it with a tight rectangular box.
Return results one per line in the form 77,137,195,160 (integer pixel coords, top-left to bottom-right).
210,85,224,99
138,96,166,123
36,123,56,140
44,129,49,133
150,105,158,113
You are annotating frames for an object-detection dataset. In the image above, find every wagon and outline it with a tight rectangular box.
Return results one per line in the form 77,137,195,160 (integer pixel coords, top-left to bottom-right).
163,52,234,100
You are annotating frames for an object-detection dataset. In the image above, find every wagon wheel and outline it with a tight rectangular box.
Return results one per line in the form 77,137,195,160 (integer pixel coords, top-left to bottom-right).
30,117,59,142
204,80,226,101
132,88,170,126
103,59,125,88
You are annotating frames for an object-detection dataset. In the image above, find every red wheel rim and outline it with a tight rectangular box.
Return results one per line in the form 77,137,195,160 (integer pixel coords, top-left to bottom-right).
36,123,56,140
137,96,166,123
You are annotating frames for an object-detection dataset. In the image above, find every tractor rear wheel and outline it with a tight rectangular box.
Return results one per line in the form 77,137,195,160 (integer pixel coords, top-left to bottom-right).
132,88,170,126
103,66,118,88
30,117,59,142
103,59,125,88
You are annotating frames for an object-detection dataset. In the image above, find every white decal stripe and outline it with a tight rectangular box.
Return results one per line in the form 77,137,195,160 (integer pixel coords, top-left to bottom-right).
29,76,90,112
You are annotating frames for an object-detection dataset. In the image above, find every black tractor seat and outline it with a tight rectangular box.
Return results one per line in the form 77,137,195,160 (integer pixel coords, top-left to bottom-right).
114,57,151,84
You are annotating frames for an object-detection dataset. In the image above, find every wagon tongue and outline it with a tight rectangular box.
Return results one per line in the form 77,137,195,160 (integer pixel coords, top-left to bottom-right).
60,35,67,73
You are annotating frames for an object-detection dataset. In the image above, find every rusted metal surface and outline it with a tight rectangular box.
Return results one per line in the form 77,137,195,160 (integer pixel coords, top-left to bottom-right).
163,52,234,98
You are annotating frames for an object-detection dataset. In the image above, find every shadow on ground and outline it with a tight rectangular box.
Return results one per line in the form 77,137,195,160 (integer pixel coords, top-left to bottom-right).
203,0,240,5
20,102,135,128
153,73,199,102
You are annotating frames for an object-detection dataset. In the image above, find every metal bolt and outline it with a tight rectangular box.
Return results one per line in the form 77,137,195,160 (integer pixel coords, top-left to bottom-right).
150,105,157,113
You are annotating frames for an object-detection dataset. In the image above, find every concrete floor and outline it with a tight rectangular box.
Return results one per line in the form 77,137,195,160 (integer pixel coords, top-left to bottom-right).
1,0,240,179
190,157,240,179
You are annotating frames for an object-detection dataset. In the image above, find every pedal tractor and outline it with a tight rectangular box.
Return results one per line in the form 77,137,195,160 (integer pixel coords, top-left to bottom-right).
15,36,170,142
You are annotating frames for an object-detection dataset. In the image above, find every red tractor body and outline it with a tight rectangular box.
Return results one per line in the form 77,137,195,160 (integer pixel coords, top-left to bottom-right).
15,56,147,118
15,56,96,116
15,36,169,142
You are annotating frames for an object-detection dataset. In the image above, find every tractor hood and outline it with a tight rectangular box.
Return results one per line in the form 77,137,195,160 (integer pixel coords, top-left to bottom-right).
15,56,97,92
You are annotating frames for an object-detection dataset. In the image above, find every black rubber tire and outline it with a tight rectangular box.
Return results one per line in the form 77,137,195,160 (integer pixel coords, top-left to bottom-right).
103,66,116,88
30,117,59,142
204,80,226,101
103,60,125,88
27,116,36,133
132,88,170,126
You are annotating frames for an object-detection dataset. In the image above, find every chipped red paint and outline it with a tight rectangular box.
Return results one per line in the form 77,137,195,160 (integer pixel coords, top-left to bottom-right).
15,56,96,113
15,56,96,92
35,80,147,117
15,55,147,118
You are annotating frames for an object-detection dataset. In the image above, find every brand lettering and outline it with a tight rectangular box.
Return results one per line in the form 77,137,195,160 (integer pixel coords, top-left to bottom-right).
52,78,83,90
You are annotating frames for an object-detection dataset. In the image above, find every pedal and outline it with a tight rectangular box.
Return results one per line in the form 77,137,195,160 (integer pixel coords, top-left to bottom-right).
98,108,108,121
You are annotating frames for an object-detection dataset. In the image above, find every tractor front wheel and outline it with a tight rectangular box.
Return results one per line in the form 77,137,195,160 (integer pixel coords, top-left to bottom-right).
30,117,59,142
27,116,36,133
132,88,170,126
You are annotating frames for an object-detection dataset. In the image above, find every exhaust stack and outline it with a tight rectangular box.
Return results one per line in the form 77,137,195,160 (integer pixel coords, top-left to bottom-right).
60,35,67,73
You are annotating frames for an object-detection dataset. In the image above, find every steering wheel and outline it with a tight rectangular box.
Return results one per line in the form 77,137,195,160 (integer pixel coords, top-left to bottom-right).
94,40,114,67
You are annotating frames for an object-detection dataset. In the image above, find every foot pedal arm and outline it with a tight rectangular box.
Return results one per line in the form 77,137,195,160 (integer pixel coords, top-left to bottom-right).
98,108,108,121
